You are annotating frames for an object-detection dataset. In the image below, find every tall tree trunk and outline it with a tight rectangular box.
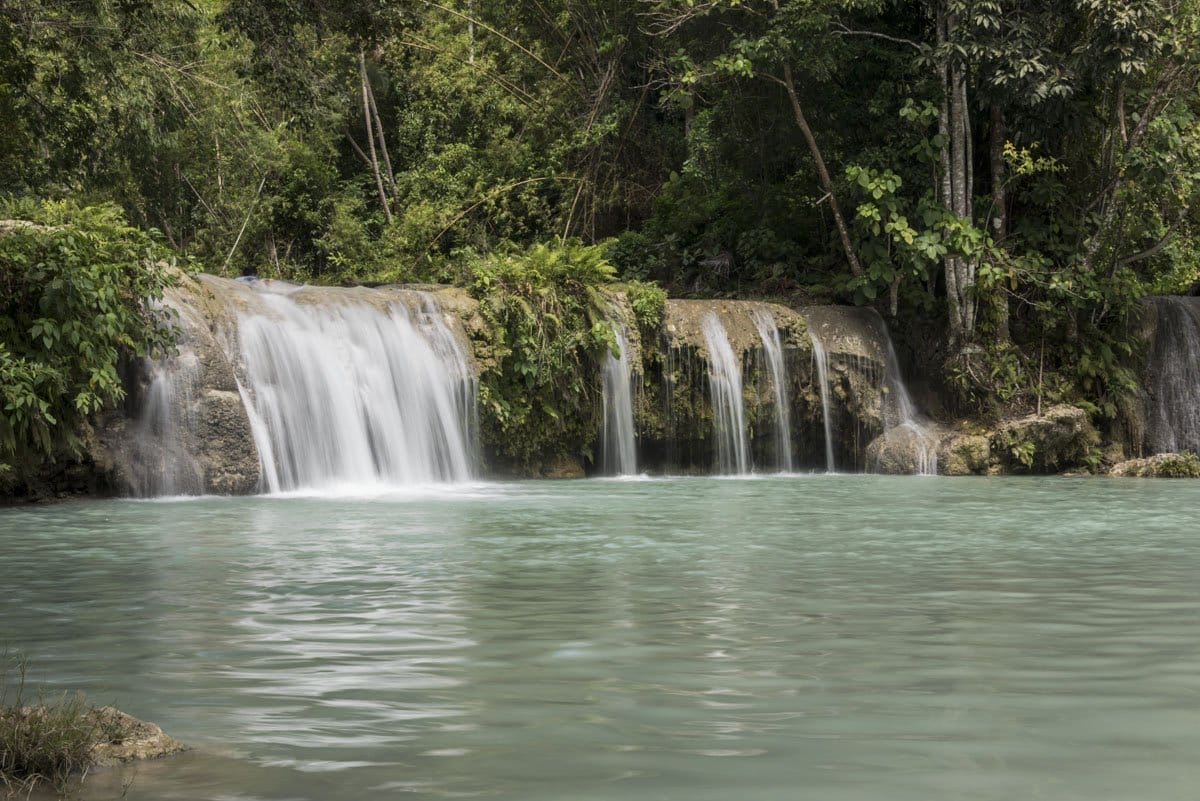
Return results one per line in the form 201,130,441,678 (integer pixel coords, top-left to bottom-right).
937,7,962,345
779,63,863,279
989,103,1010,340
360,50,393,224
467,0,475,65
956,60,976,336
362,56,396,197
939,5,976,344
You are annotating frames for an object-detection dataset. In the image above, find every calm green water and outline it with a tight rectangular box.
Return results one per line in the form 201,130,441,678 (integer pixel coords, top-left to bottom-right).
2,476,1199,801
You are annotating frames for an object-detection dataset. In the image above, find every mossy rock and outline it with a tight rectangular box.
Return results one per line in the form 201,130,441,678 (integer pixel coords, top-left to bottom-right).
991,405,1099,474
865,425,939,474
538,455,586,479
939,433,991,476
1109,452,1200,478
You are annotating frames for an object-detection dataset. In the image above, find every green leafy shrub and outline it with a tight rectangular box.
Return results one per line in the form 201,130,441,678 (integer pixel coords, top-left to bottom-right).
623,280,667,331
606,231,664,282
467,241,618,469
0,200,178,476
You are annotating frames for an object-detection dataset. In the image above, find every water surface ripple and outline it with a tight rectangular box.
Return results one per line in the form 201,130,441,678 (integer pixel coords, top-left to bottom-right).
2,476,1198,800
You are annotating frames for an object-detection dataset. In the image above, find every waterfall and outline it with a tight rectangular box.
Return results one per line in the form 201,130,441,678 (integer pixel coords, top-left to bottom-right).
701,313,750,475
751,307,794,472
600,322,638,475
1145,296,1200,454
236,289,477,492
807,330,836,473
128,350,205,497
879,326,938,476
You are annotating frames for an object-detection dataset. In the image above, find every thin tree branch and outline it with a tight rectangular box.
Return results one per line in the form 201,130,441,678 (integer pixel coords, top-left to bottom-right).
423,0,579,94
1115,216,1186,269
223,175,268,273
831,23,924,51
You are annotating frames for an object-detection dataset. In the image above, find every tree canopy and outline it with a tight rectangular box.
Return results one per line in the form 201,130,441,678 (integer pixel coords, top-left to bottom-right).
1,0,1199,454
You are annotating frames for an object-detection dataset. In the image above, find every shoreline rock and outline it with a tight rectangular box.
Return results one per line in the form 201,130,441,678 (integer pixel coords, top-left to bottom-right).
89,707,187,767
1109,452,1200,478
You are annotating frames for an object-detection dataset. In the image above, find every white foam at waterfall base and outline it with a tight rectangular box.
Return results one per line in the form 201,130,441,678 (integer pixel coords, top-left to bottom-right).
701,313,751,475
236,291,477,493
1146,296,1200,454
750,307,794,472
807,330,836,473
600,322,638,475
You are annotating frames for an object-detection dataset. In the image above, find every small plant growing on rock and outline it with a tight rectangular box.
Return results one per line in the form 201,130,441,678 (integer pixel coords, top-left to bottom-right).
1155,452,1200,478
0,652,121,796
1010,440,1036,470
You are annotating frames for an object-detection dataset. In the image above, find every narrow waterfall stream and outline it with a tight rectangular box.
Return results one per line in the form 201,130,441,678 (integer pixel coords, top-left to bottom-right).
1145,296,1200,454
879,325,938,476
129,350,204,496
701,313,751,475
807,331,836,473
751,307,794,472
600,322,638,475
237,288,477,492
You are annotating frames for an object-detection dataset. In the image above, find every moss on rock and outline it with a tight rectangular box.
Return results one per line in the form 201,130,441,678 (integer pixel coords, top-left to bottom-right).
1109,452,1200,478
939,433,992,476
991,405,1099,474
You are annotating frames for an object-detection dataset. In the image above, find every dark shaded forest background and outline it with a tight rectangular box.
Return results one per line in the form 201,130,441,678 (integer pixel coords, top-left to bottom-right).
2,0,1198,470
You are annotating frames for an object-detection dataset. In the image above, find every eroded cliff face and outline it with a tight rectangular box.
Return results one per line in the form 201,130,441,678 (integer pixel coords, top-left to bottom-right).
99,273,260,496
1118,296,1200,460
634,300,804,473
801,306,893,472
100,274,487,496
629,301,892,473
85,275,907,495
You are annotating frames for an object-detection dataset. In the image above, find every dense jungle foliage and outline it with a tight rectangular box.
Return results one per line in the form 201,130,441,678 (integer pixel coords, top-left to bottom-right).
1,0,1199,469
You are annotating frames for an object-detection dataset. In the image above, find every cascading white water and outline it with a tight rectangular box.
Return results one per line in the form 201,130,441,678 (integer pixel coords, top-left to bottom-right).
1145,296,1200,454
237,290,477,492
128,350,205,496
879,327,938,476
601,322,638,475
807,330,836,473
751,307,794,472
701,313,750,475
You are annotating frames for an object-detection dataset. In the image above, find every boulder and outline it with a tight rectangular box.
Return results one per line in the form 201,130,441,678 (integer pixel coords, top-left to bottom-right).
90,707,187,766
865,422,941,475
991,405,1098,474
938,433,992,476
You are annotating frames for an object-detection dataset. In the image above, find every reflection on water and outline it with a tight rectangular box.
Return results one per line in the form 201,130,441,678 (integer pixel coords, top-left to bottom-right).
3,476,1200,801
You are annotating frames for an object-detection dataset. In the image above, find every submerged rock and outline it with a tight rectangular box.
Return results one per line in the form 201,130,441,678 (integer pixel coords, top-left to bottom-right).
1109,452,1200,478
